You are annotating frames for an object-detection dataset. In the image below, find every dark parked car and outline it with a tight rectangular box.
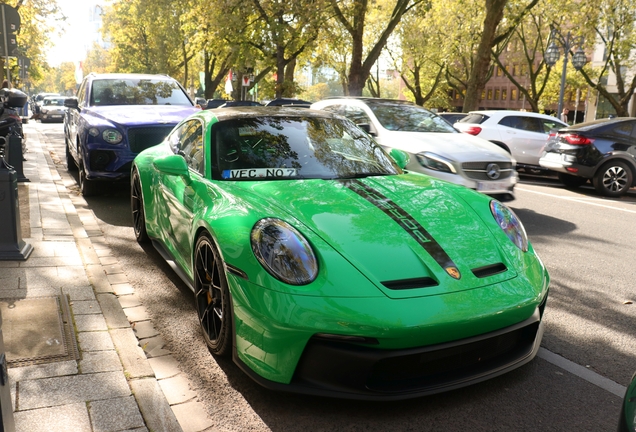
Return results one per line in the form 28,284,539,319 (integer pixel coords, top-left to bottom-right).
204,99,228,109
64,73,199,196
539,117,636,197
217,100,263,108
265,98,311,107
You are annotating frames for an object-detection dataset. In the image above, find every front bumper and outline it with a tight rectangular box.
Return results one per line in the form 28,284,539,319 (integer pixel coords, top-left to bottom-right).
228,258,549,399
235,297,546,400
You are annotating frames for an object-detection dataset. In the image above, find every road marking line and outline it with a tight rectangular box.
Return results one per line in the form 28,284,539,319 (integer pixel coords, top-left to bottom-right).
517,187,636,214
538,348,626,397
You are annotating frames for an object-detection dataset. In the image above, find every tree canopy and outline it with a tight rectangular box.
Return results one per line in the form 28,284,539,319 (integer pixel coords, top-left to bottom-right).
28,0,630,119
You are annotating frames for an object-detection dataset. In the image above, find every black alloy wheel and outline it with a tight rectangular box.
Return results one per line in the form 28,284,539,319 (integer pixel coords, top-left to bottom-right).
557,173,587,189
130,170,149,243
194,234,232,356
593,161,633,197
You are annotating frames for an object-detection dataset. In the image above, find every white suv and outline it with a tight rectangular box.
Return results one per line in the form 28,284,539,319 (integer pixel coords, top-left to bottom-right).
311,98,518,200
454,110,567,173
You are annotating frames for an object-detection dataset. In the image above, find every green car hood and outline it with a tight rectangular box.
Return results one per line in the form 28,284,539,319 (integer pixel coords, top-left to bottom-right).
230,173,519,300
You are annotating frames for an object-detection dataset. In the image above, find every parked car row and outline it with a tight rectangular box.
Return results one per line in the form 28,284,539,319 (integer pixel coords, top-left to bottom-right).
53,72,555,402
47,72,636,416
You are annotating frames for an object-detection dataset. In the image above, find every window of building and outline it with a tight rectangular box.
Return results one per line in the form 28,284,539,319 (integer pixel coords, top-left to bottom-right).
497,66,503,77
511,88,517,100
502,88,507,100
487,89,493,100
494,89,500,100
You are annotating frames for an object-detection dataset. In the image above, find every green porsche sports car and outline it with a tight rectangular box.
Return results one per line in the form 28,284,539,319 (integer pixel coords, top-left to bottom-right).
131,107,550,400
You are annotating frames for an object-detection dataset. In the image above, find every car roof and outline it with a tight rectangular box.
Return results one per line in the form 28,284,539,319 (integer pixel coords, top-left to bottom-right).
87,73,177,81
467,110,560,120
561,117,636,131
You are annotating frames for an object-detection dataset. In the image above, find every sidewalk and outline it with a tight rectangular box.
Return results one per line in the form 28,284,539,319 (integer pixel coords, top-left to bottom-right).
1,123,214,432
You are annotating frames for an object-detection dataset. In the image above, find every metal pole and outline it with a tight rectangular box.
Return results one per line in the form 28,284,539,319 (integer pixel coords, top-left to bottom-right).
1,5,9,83
557,45,569,119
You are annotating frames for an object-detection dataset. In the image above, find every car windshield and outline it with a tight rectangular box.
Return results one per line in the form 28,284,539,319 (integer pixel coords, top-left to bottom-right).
365,102,457,133
90,78,192,106
213,116,401,181
43,98,65,106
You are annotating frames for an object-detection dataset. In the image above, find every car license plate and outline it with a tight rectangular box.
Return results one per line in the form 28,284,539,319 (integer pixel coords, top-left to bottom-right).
477,181,507,191
52,115,62,118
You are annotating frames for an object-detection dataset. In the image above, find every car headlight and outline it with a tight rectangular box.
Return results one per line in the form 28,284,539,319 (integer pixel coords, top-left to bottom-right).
490,200,528,252
251,218,318,285
102,128,123,144
415,152,456,173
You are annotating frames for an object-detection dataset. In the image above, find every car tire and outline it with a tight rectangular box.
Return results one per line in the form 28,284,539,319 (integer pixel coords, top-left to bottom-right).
131,169,149,243
79,164,99,197
558,173,587,189
194,233,232,357
593,161,633,197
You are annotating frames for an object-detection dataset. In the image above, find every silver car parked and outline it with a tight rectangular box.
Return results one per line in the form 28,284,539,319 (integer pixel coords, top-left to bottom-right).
311,98,518,201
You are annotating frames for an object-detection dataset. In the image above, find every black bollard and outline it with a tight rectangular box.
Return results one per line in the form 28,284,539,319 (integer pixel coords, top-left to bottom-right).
6,135,28,182
0,156,32,260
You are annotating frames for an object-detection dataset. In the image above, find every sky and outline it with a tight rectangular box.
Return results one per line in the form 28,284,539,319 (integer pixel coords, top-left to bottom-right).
46,0,104,66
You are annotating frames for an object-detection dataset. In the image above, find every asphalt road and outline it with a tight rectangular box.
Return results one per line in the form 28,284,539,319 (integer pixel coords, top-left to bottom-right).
38,121,634,431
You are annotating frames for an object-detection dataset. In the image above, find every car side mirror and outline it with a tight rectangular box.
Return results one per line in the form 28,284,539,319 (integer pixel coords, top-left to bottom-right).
152,154,190,178
64,97,79,109
389,148,409,169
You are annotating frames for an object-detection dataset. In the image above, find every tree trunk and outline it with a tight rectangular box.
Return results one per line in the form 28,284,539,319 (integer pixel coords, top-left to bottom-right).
283,57,296,97
462,0,507,112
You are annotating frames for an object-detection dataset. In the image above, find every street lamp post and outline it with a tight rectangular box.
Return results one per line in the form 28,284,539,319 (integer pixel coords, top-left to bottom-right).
544,28,587,120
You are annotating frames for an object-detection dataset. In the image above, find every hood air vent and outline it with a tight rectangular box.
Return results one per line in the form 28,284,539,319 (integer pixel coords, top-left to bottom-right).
471,263,507,278
382,277,438,290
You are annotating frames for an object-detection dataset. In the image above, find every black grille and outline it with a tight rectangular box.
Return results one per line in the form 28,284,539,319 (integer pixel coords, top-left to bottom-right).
366,321,539,392
127,126,174,153
461,161,514,181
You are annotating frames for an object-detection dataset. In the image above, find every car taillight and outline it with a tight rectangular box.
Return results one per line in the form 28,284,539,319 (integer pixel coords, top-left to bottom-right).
463,126,482,135
562,133,593,145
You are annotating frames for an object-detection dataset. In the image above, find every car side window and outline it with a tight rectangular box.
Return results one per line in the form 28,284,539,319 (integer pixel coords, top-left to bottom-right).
177,120,204,175
343,106,372,126
610,122,635,138
541,119,564,133
500,116,542,133
77,80,87,106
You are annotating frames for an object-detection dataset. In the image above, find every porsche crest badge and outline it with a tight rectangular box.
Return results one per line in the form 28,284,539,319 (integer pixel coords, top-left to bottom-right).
445,266,461,280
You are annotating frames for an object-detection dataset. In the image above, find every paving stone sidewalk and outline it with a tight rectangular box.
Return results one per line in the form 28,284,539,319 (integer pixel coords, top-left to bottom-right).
1,124,214,432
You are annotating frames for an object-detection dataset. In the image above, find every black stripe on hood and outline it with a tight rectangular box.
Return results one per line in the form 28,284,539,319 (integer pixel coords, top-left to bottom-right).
342,179,459,276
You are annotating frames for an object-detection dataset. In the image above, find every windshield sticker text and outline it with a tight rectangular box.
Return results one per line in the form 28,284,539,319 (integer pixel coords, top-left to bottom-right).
222,168,298,179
